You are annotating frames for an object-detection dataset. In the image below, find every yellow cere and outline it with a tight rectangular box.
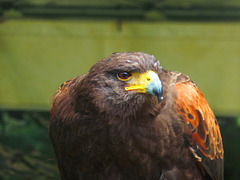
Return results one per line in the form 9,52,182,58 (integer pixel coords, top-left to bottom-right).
124,70,156,93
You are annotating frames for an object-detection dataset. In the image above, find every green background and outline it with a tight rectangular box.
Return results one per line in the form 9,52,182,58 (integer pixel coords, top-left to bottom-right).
0,19,239,115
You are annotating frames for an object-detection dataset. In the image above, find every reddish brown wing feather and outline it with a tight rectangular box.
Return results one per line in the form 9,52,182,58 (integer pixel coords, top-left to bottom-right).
175,82,223,160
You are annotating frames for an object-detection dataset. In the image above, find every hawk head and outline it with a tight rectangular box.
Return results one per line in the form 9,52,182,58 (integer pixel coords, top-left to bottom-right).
76,52,163,118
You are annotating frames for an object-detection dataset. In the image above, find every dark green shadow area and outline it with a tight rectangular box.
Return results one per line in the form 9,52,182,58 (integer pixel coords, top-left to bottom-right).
0,111,239,180
0,110,60,180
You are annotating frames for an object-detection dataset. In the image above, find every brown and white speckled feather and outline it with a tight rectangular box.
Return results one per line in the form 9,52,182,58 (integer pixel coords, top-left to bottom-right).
50,52,223,180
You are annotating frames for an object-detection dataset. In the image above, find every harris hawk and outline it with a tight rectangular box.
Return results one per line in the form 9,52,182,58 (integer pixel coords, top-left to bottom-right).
50,52,224,180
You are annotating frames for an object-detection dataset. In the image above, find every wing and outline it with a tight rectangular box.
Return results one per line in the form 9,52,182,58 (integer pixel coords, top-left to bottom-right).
175,80,224,179
50,76,87,179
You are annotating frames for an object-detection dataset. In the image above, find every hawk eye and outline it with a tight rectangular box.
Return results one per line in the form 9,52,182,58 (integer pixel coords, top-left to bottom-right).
117,71,132,81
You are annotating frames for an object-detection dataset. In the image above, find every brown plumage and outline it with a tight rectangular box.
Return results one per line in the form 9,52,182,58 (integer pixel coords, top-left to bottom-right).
50,52,224,180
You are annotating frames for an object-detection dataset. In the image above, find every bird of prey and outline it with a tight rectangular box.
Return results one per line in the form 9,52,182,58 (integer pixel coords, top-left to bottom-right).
50,52,223,180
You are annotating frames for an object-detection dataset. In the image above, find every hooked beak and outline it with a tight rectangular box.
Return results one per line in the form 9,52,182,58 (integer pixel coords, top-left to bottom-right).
125,70,163,103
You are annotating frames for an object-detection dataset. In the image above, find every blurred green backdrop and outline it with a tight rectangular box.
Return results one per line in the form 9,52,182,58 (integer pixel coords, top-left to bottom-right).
0,19,239,115
0,0,240,179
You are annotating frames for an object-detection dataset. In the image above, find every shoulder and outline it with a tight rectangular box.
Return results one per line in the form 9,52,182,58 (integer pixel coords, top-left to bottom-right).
158,69,192,112
160,69,192,86
160,69,223,179
50,75,84,121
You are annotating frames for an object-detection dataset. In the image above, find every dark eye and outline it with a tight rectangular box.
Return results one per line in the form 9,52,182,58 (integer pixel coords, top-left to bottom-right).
117,71,132,81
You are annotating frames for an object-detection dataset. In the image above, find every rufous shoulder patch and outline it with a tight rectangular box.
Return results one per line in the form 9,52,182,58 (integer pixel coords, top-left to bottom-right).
175,83,223,160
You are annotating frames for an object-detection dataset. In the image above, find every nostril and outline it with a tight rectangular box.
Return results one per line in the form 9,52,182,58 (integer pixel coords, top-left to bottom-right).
147,77,151,81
